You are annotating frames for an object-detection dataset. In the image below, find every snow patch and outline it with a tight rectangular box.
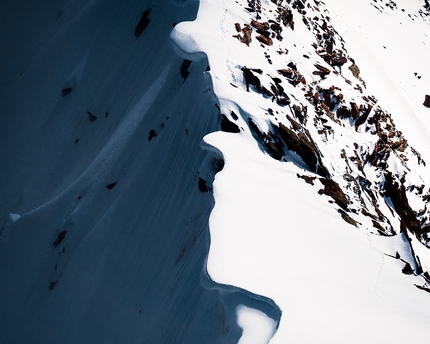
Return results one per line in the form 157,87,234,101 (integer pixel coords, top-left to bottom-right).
237,305,277,344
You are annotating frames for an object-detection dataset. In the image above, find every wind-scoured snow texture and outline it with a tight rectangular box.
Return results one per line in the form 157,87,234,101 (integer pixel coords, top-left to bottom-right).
176,0,430,342
0,0,231,343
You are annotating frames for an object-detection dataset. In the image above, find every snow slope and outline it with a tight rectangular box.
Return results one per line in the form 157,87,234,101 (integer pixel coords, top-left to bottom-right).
174,0,430,342
1,0,430,343
0,0,229,343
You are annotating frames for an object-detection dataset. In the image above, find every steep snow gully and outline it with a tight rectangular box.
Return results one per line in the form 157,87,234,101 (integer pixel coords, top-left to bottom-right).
2,0,430,343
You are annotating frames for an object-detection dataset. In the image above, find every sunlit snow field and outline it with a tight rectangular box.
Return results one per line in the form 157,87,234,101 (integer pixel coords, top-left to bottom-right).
174,0,430,342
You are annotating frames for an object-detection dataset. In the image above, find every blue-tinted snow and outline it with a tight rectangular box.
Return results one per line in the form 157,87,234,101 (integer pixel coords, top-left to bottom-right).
1,0,430,343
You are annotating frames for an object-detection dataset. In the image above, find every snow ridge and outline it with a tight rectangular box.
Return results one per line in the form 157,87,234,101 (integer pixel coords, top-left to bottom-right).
0,0,228,342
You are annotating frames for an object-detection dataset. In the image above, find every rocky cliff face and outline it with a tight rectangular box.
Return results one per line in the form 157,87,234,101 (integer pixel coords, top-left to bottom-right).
176,0,430,273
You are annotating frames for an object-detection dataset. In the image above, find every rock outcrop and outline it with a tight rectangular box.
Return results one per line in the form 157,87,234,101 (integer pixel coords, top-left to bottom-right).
424,94,430,108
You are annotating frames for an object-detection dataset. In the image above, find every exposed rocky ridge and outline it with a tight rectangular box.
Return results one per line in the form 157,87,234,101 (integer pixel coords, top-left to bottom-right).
216,0,430,284
371,0,430,18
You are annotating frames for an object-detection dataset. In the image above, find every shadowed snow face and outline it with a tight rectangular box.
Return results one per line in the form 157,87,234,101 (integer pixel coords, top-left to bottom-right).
0,0,228,343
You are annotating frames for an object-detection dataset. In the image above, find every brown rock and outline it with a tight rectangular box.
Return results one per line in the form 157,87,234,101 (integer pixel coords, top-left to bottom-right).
372,220,385,233
421,225,430,234
390,138,407,152
297,174,316,185
349,63,360,78
331,55,348,66
326,40,334,54
354,113,368,130
261,86,274,98
277,68,304,86
242,67,261,92
313,63,331,78
233,24,252,46
265,140,284,160
337,106,351,119
319,178,349,209
350,102,359,120
277,119,329,177
247,119,284,160
292,104,307,124
270,22,282,33
256,34,273,45
243,25,252,45
279,7,294,28
277,68,294,78
321,89,332,107
383,172,421,234
424,95,430,108
250,19,270,31
340,211,358,227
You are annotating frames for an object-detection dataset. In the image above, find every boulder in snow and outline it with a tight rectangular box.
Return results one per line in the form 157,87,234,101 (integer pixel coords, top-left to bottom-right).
424,95,430,108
